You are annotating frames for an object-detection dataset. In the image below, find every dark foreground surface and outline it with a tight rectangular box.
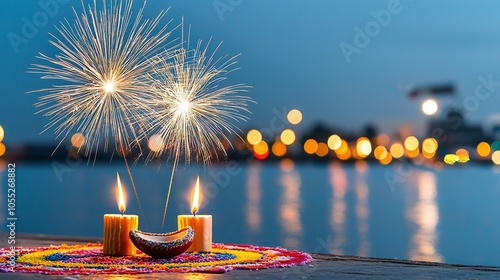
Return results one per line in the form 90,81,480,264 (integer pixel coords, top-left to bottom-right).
2,234,500,279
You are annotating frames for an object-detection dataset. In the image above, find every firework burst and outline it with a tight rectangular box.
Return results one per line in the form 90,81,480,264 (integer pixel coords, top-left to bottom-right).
147,37,252,229
30,0,173,158
147,40,252,164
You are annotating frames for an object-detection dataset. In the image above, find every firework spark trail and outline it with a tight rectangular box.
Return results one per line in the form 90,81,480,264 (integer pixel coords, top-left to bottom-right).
30,0,175,226
147,38,252,230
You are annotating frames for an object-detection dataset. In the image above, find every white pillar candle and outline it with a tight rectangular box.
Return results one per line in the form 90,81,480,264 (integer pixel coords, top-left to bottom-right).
103,214,138,256
103,173,138,256
178,176,212,252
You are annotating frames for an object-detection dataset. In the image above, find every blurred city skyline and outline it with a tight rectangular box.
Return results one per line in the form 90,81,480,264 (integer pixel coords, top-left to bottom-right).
3,0,500,144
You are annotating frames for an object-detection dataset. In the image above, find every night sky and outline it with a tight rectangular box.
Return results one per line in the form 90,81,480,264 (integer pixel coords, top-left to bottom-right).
3,0,500,143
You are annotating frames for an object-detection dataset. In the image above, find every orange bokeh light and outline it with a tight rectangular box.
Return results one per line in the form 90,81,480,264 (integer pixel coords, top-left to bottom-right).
336,148,351,160
254,141,269,156
316,142,329,157
477,142,491,157
336,140,349,155
379,153,393,165
272,142,287,157
374,146,388,160
390,142,404,159
304,139,318,155
406,147,420,158
71,133,85,148
455,148,469,162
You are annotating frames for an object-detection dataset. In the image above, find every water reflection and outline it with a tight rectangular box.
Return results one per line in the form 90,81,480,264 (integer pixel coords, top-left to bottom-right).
245,162,262,233
407,171,443,262
355,163,370,257
279,159,302,248
328,162,347,254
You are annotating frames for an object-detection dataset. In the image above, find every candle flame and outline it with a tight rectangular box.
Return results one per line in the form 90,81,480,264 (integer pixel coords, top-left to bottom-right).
191,176,200,215
117,172,126,214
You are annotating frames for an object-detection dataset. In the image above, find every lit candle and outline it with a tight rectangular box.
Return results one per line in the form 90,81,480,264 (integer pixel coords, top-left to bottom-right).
177,176,212,252
103,173,139,256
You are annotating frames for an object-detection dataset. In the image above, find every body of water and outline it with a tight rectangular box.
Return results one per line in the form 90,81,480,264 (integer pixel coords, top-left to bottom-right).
2,160,500,266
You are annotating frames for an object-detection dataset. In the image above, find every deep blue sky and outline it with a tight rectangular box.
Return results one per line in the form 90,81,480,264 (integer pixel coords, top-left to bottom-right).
3,0,500,143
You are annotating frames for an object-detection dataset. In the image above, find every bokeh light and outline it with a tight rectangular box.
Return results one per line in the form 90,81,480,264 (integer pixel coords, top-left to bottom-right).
406,147,420,158
477,142,491,157
422,139,436,158
327,134,342,150
492,151,500,165
254,141,269,156
336,140,349,155
492,141,500,151
148,134,164,152
0,125,4,142
422,138,438,154
280,129,296,145
71,133,85,148
247,129,262,145
374,146,388,160
351,144,360,159
390,142,404,159
379,153,393,165
254,150,269,160
0,143,5,157
336,148,351,160
287,109,303,125
376,134,390,147
444,154,459,165
316,142,329,157
356,137,372,157
272,142,287,157
304,139,318,155
404,136,419,151
0,159,6,172
422,150,435,159
455,148,469,162
422,99,438,116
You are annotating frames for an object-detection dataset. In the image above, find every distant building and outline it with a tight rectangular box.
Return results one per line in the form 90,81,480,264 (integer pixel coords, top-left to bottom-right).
426,109,491,150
